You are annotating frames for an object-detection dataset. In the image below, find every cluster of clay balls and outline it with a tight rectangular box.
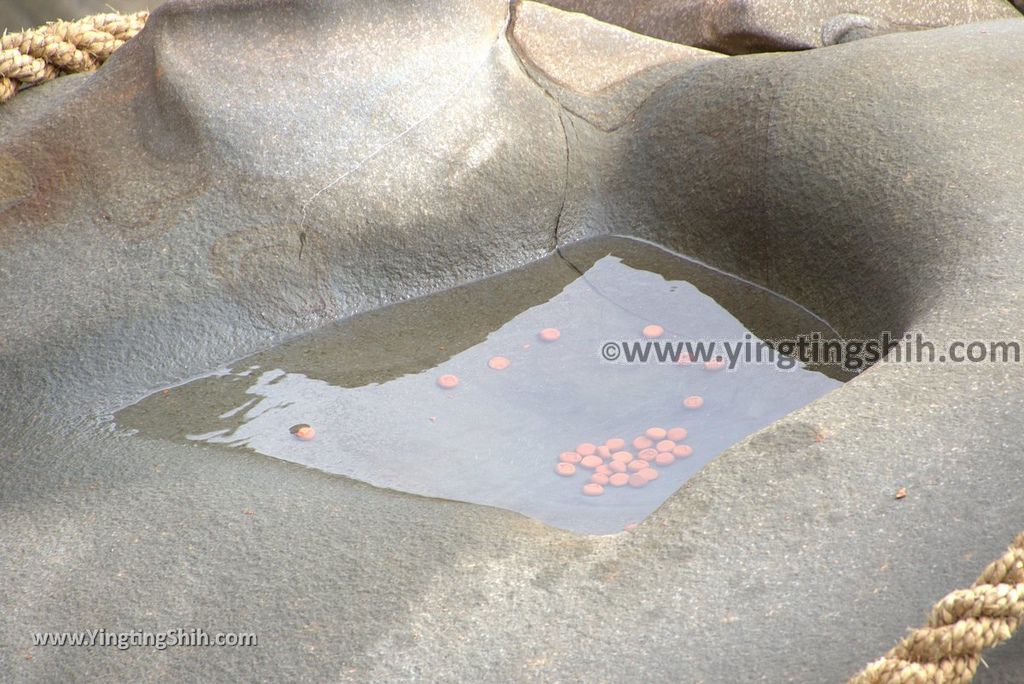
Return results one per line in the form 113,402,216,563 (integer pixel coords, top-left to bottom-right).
425,323,718,499
556,427,693,497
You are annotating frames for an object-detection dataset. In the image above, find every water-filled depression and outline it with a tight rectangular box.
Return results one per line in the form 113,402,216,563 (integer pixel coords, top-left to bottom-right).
116,236,848,534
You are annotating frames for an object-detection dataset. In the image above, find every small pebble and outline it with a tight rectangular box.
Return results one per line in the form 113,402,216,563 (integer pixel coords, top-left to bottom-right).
655,452,675,466
645,427,667,440
638,467,659,482
632,436,653,450
555,463,576,477
667,427,687,441
559,451,582,464
292,424,315,441
609,473,629,487
638,448,658,462
488,356,511,370
673,444,694,458
683,395,704,409
628,473,648,488
437,374,460,389
538,328,561,342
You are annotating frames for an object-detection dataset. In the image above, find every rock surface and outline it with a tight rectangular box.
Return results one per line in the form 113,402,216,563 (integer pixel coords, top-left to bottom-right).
542,0,1021,53
1,1,1023,682
510,1,724,131
512,1,721,95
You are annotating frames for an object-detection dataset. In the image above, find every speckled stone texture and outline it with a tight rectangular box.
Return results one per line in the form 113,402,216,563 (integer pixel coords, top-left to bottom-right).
2,1,1023,682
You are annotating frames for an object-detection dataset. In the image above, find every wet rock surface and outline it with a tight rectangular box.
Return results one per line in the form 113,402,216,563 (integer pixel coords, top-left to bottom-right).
2,1,1023,681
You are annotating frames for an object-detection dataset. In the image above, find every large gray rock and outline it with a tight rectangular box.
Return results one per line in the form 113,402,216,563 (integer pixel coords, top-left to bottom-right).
2,1,1023,682
540,0,1021,53
0,0,564,418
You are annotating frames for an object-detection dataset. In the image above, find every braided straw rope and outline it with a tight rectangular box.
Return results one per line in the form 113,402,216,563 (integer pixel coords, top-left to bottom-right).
0,11,149,103
850,532,1024,683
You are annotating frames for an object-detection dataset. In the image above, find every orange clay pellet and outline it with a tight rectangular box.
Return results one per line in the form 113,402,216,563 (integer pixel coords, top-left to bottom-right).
655,452,675,466
538,328,561,342
683,395,704,409
642,324,664,339
673,444,693,458
632,436,653,450
580,455,603,469
638,467,659,482
677,353,693,366
597,445,611,459
606,438,626,451
596,464,612,476
704,358,725,371
656,439,675,452
638,448,658,462
628,473,648,488
437,374,460,389
627,460,648,472
577,443,597,456
590,473,610,485
293,425,315,441
612,451,633,463
488,356,510,370
582,483,605,496
645,427,667,440
609,460,627,474
667,427,687,441
559,451,582,464
555,463,576,477
609,473,629,487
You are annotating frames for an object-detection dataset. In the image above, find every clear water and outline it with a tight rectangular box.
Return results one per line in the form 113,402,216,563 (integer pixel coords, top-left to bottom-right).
117,236,844,534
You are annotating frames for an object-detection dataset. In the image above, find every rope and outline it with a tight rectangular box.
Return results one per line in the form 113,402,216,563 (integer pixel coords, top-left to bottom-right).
850,532,1024,683
0,11,148,103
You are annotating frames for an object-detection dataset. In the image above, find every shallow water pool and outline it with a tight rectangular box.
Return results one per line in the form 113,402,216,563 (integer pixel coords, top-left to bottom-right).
117,236,845,534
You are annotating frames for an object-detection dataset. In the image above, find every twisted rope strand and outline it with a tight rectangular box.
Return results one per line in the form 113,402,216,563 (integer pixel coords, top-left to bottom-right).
0,11,149,103
850,532,1024,683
